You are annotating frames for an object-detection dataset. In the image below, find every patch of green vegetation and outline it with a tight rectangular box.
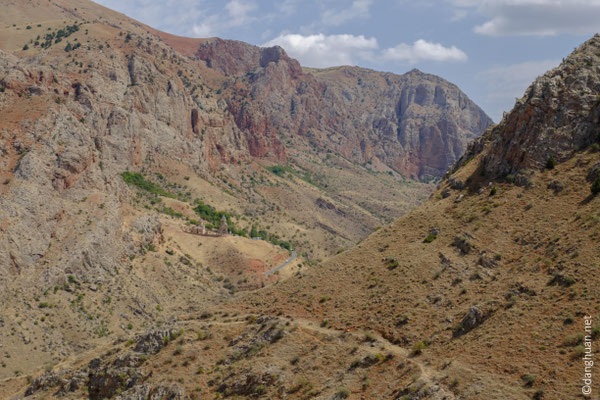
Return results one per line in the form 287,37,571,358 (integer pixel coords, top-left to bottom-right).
64,42,81,52
266,164,326,189
564,333,584,346
546,155,556,170
266,165,291,177
37,23,80,49
121,172,174,198
384,257,400,270
249,224,291,250
423,234,437,243
411,340,428,356
158,206,183,218
521,374,536,387
192,201,229,229
335,387,351,399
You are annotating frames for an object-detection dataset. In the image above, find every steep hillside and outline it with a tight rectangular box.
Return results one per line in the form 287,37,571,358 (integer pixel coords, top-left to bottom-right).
6,25,599,400
237,35,600,399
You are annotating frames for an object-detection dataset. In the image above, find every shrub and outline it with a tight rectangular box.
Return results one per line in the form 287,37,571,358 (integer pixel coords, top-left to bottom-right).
335,387,351,399
385,257,400,269
396,315,409,327
573,345,586,358
121,171,174,198
564,333,584,346
363,332,376,342
266,165,289,177
591,175,600,195
423,234,436,243
521,374,535,387
411,341,428,356
22,44,29,50
489,187,497,196
546,156,556,170
288,378,312,393
547,274,575,287
158,206,183,218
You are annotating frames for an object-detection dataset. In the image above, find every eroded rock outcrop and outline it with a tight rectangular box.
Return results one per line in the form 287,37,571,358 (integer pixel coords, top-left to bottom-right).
454,35,600,179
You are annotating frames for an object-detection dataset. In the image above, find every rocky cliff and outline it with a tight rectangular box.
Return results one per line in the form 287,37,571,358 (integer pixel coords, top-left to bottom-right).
184,37,492,179
455,35,600,180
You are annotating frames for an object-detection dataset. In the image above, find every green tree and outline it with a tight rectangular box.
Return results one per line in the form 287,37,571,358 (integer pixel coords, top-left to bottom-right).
546,155,556,170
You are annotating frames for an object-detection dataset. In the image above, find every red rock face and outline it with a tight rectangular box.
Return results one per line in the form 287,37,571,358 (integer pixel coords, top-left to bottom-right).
193,40,492,178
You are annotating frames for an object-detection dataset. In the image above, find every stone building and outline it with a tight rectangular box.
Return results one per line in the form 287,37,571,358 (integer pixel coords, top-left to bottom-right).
218,215,228,235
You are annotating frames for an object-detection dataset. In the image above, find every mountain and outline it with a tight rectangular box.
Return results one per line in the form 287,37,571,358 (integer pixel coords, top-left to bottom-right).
6,32,597,399
183,37,492,179
0,0,505,398
162,34,492,179
0,0,491,273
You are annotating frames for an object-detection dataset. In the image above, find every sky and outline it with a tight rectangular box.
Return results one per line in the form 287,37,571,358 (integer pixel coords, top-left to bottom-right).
93,0,600,122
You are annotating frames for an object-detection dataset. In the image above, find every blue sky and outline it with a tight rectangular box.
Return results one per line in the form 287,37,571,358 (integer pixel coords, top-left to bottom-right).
94,0,600,122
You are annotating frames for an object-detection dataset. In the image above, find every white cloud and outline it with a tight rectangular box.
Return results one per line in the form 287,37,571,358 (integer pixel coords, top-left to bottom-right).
264,33,378,67
383,39,468,63
190,0,256,37
96,0,207,35
265,34,467,67
320,0,373,26
192,15,219,37
276,0,299,16
451,0,600,36
225,0,256,26
450,8,468,21
478,59,560,121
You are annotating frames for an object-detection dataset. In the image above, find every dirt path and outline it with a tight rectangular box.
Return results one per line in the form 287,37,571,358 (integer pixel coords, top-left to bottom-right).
187,312,456,399
290,317,454,398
